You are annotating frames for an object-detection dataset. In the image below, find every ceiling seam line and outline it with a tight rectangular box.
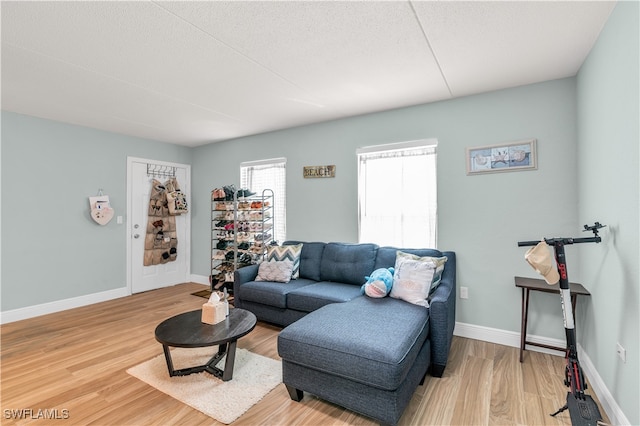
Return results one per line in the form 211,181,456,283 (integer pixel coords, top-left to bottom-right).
408,1,454,98
149,0,324,104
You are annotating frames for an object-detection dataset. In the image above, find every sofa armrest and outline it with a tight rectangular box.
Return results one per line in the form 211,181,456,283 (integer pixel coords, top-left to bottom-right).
429,251,456,377
233,264,259,308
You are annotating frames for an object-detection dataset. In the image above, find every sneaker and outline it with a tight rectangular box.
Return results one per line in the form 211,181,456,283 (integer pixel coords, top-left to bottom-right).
255,233,272,242
239,188,256,198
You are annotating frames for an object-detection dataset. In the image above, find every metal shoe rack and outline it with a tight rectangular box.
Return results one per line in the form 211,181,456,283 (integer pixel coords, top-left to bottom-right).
210,188,274,294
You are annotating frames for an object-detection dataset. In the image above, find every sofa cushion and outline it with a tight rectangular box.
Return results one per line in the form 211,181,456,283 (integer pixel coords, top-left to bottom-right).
287,282,363,312
236,278,316,309
278,296,430,391
284,241,325,281
373,246,443,270
319,242,378,285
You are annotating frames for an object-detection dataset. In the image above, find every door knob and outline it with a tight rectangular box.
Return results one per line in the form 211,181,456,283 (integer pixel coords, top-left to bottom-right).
134,234,140,239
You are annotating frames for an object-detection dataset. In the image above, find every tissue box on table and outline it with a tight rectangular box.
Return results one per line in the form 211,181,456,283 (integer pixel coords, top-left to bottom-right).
201,292,228,325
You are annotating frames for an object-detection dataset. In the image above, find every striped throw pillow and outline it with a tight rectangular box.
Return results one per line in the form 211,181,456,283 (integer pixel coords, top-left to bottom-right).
265,244,303,279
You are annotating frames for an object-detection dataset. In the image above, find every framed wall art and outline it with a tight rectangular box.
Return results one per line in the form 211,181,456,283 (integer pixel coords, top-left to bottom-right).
466,139,537,175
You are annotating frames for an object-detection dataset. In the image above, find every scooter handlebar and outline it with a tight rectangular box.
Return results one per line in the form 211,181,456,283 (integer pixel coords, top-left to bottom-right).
517,240,540,247
517,236,601,247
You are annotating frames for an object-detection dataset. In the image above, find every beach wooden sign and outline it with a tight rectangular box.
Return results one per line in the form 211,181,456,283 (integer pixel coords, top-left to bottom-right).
303,165,336,178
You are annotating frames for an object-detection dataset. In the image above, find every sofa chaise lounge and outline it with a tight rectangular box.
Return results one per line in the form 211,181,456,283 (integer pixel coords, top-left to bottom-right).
234,241,456,425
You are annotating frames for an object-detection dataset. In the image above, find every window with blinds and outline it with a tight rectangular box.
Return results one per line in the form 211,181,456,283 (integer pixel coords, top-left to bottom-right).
357,140,438,247
240,158,287,243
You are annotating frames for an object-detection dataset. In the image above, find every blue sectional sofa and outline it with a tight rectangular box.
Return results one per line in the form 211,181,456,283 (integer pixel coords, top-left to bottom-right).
233,241,456,425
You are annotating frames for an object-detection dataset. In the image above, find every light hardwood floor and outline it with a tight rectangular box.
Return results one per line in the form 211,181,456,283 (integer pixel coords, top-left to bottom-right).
1,283,609,425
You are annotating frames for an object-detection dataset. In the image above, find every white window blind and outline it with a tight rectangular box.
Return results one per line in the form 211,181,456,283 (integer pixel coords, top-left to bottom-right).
240,158,286,243
357,141,437,247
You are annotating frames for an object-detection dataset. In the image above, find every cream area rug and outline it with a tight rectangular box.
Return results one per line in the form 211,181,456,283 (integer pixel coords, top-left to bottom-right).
127,346,282,424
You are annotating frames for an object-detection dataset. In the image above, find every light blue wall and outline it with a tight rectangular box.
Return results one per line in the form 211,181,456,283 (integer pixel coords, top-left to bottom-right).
193,77,580,340
1,112,192,311
576,2,639,424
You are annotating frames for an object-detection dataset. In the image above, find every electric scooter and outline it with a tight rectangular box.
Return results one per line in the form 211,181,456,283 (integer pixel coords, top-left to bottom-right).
518,222,605,426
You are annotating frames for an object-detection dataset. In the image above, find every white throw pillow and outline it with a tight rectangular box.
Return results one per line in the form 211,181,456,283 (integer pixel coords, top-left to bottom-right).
390,251,448,307
255,260,294,283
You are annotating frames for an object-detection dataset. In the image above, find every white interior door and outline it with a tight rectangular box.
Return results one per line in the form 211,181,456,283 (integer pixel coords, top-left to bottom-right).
128,157,190,293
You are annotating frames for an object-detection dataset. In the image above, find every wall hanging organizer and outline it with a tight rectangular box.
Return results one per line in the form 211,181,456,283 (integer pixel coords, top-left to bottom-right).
89,189,114,225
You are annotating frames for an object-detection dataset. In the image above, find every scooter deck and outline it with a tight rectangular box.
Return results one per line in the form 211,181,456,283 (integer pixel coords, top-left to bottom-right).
566,393,602,426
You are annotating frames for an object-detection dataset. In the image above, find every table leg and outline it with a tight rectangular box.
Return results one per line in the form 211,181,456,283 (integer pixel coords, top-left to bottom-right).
222,340,238,381
520,288,530,363
162,345,175,376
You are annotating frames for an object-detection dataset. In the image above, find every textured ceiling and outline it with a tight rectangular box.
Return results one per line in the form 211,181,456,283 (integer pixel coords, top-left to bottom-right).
1,1,616,147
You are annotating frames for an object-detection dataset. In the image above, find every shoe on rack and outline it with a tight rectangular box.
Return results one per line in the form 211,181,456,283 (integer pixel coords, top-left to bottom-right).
240,188,256,198
255,233,272,242
223,185,236,201
212,188,226,201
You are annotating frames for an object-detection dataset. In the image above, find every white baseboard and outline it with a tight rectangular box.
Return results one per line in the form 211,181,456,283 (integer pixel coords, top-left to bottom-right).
190,274,209,285
454,321,566,356
0,287,129,324
454,321,628,425
577,346,631,425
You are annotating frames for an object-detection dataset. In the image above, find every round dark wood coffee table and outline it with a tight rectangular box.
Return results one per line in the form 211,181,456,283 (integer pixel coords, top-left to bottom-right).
155,308,256,381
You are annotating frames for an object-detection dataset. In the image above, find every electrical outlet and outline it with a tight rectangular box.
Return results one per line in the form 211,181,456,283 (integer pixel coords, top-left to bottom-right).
460,287,468,299
616,342,626,363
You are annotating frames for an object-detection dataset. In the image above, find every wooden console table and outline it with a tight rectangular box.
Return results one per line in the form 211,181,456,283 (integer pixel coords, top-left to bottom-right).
515,276,591,362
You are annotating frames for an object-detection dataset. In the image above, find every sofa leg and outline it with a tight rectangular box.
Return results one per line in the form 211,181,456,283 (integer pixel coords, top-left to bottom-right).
286,384,303,401
430,363,445,378
419,371,427,385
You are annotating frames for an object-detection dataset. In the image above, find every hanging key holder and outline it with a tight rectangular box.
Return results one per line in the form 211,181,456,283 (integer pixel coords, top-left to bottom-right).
89,189,114,225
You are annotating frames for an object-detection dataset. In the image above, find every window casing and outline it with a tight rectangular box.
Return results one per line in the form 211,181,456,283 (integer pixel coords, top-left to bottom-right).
240,158,286,243
357,140,437,247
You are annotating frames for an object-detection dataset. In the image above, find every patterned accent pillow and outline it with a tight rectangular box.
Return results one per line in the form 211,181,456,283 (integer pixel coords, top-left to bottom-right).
255,260,294,283
265,244,303,279
390,251,448,307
